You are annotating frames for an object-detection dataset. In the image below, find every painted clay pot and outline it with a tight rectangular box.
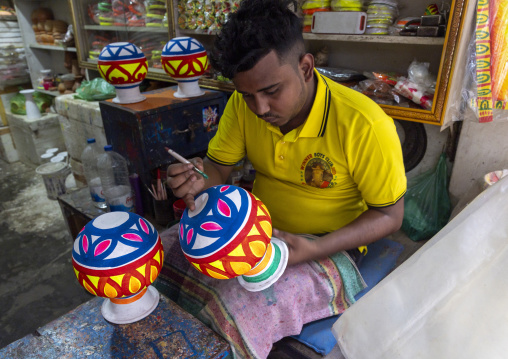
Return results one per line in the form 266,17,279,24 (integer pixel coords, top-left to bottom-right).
97,42,147,104
178,185,288,292
72,212,164,324
161,37,208,98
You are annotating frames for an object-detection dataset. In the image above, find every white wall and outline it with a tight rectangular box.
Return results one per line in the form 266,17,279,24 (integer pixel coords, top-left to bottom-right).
449,120,508,207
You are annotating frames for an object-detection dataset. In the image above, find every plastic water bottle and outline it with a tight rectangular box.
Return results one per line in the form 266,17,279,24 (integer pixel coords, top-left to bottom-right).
81,138,107,209
97,145,135,212
242,158,256,182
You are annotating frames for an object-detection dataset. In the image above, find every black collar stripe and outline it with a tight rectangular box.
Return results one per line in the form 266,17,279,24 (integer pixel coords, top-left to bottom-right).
318,74,331,137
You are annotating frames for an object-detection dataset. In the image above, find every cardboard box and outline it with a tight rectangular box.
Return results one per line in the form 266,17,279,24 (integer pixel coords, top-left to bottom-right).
55,95,107,161
7,112,66,165
55,95,107,188
69,156,87,188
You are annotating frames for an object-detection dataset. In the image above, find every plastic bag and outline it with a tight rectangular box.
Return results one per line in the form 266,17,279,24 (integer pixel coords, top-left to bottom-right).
401,153,451,242
355,78,402,105
407,59,436,90
364,70,402,85
316,67,366,83
445,0,508,124
10,90,54,115
394,78,434,110
73,78,116,101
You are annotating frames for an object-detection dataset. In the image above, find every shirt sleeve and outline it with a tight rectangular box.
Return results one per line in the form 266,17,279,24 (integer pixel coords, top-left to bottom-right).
206,92,247,166
349,117,407,207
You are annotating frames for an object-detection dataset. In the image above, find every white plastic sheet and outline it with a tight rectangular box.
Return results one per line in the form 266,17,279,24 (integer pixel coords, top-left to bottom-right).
333,175,508,359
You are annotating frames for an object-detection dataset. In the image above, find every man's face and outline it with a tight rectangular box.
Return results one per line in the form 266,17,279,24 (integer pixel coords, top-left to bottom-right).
233,50,309,129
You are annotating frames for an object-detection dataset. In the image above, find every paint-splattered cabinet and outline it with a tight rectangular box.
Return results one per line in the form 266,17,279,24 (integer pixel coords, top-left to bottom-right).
99,86,226,214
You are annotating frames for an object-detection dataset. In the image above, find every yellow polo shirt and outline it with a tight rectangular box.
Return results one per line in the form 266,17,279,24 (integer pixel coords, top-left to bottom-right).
207,71,406,239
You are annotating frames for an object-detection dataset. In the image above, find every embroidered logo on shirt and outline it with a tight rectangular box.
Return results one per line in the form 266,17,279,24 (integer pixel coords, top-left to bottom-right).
300,153,337,188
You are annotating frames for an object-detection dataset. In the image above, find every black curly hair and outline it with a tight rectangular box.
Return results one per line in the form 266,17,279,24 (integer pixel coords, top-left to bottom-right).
209,0,304,80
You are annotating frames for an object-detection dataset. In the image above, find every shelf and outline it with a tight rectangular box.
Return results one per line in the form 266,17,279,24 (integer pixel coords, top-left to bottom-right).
179,29,217,36
199,77,234,92
29,44,77,52
35,89,61,96
178,29,444,45
84,25,169,33
302,33,445,45
0,77,31,89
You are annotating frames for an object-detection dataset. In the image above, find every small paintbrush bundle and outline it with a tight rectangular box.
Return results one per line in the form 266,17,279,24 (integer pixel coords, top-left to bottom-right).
148,169,173,226
146,168,167,201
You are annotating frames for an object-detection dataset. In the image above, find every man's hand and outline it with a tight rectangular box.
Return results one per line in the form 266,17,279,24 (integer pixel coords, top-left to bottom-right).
273,228,320,266
166,157,206,211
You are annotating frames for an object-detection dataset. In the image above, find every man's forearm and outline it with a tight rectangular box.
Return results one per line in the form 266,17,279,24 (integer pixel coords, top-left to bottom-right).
315,199,404,259
201,157,232,189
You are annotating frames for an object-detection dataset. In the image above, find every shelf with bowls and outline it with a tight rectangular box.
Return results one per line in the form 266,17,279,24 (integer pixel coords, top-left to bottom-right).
83,25,170,33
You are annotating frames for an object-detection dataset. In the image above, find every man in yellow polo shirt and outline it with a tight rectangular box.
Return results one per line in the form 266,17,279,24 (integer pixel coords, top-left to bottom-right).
167,0,406,267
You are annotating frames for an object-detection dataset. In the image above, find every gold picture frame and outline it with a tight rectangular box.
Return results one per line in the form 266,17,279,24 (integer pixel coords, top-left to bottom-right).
382,0,469,125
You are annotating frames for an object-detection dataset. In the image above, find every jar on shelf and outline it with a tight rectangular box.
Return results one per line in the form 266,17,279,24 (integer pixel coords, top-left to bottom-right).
37,69,52,90
43,76,54,90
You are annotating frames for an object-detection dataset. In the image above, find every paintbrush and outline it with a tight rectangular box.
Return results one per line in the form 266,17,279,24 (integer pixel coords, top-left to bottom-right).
157,168,162,199
144,182,157,200
165,147,209,179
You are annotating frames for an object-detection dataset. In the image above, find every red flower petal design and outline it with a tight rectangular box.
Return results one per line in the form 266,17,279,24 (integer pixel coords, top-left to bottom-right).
139,218,149,234
187,228,194,245
217,198,231,217
94,239,111,256
83,235,89,253
122,233,143,242
201,221,223,231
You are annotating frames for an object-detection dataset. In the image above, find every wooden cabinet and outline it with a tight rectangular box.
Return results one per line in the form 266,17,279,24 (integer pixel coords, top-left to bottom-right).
98,86,227,214
68,0,469,125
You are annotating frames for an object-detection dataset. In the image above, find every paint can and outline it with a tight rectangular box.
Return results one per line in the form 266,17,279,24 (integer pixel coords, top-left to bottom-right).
173,199,187,220
36,162,72,200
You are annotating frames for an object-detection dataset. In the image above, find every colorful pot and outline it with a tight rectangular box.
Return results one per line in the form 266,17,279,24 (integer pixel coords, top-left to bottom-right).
161,37,208,98
72,212,164,324
98,42,147,104
178,185,288,292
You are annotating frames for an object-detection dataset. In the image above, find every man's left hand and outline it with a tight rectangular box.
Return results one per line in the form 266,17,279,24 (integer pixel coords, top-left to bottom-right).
272,229,320,266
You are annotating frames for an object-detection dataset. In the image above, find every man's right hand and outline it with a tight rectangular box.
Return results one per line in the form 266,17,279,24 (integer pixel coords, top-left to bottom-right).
166,157,206,211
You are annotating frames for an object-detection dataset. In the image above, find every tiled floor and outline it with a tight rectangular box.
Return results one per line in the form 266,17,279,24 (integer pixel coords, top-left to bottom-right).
0,157,426,357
